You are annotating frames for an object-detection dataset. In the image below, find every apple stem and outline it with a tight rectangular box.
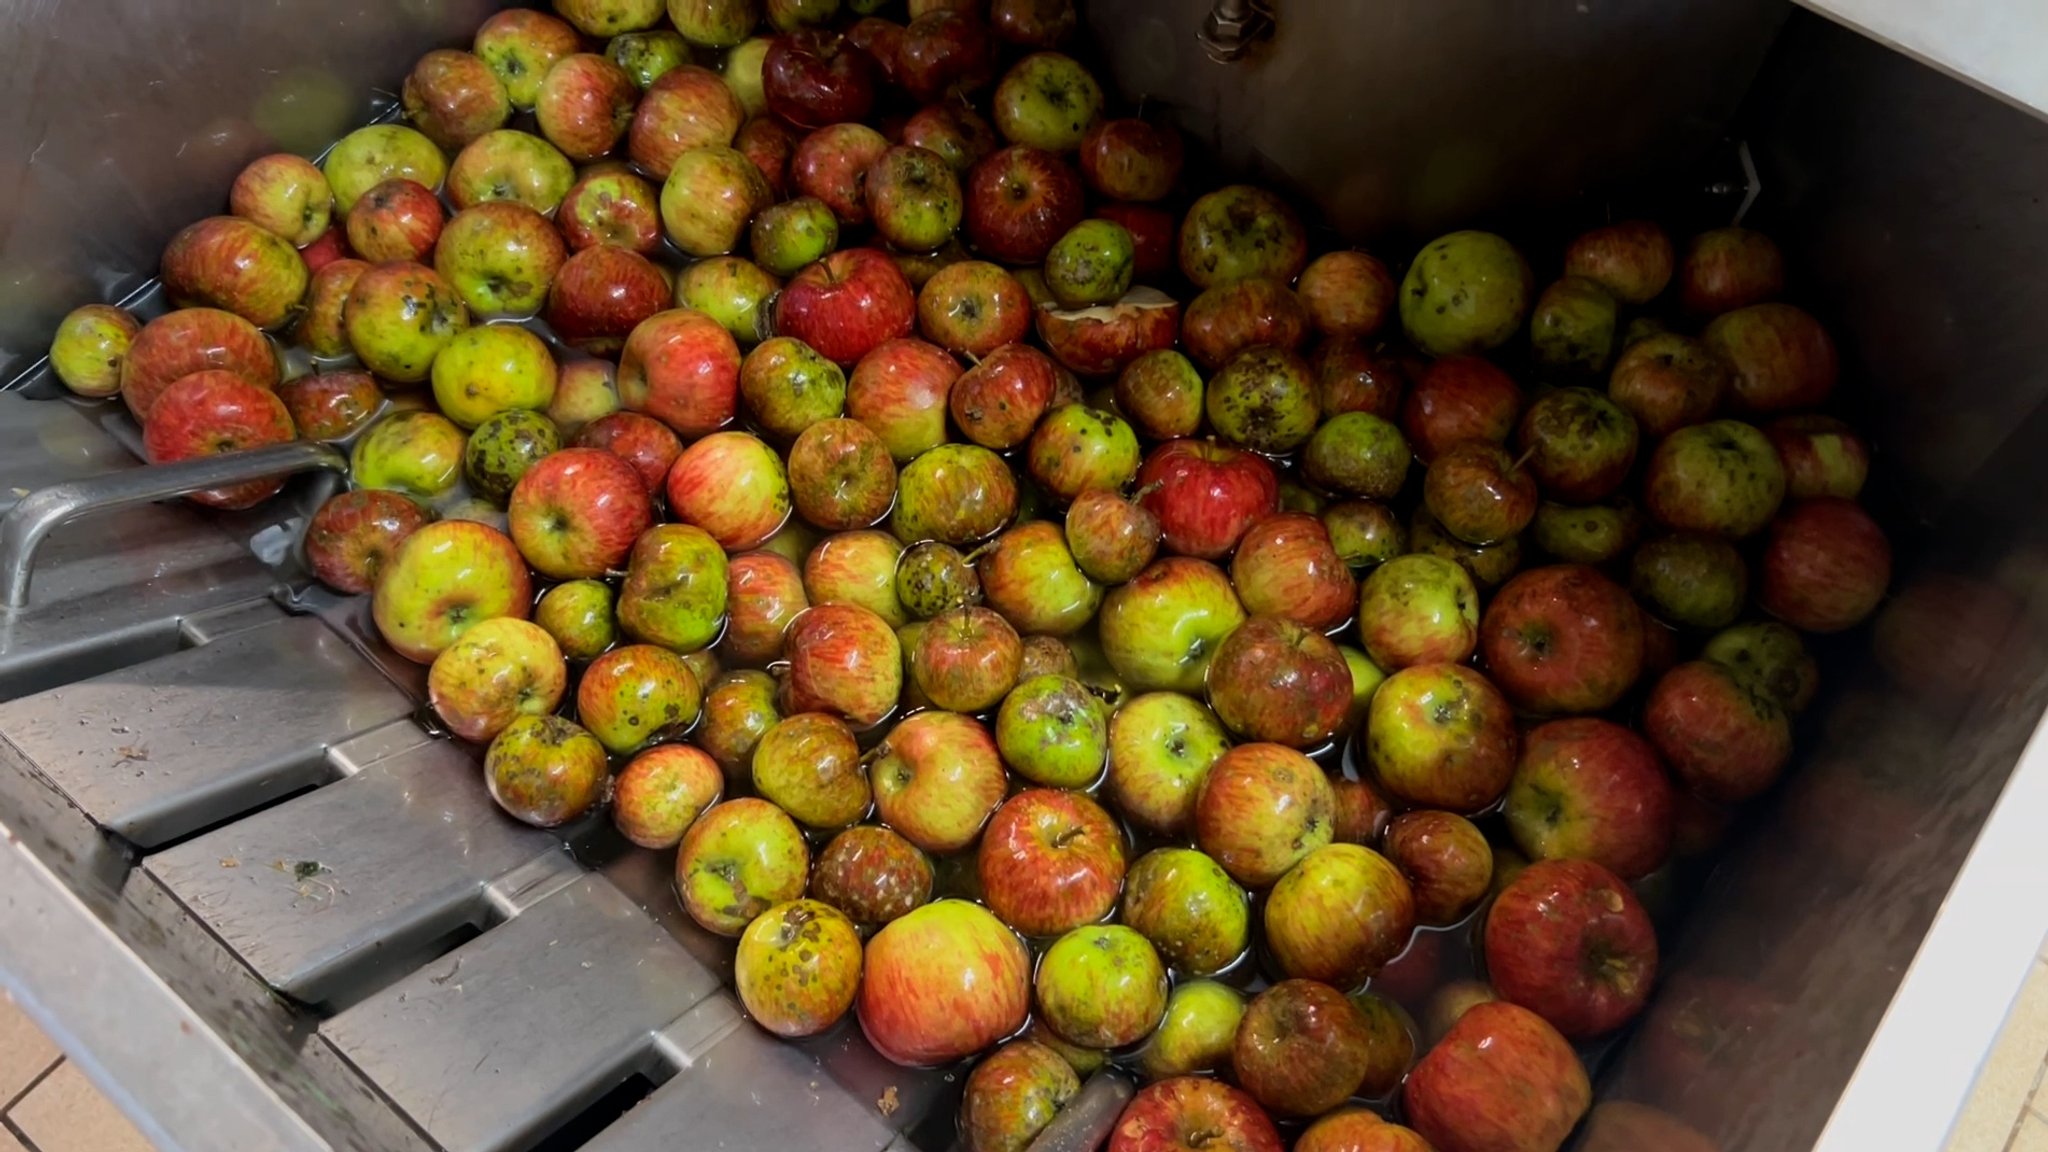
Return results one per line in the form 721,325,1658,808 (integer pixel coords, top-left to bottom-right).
1130,481,1163,502
1510,447,1536,474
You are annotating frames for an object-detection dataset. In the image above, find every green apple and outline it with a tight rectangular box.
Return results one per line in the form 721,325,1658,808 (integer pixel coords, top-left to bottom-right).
1644,419,1786,537
993,52,1103,152
618,523,729,652
672,0,761,48
893,540,978,620
343,261,470,383
534,578,617,660
435,201,569,318
723,37,772,114
1366,662,1518,813
1630,532,1748,629
1356,553,1479,669
1529,275,1619,372
432,323,558,428
463,408,560,505
1138,981,1246,1081
1119,847,1249,976
1099,557,1246,693
1337,645,1386,737
1399,229,1533,357
1105,692,1230,836
323,124,447,213
608,29,692,88
675,798,809,935
675,256,779,344
1531,499,1640,565
49,304,140,398
1043,219,1134,309
995,674,1109,789
352,410,466,499
1035,924,1169,1049
750,196,839,277
1703,619,1817,713
1304,412,1410,500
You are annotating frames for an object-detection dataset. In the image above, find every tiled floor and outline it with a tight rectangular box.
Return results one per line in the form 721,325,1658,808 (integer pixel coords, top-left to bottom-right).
1950,937,2048,1152
0,994,153,1152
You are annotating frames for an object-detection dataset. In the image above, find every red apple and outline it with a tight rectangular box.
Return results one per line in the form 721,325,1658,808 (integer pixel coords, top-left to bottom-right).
1233,980,1377,1117
1760,497,1890,633
791,122,890,224
545,244,670,356
1702,302,1837,414
1229,512,1357,632
787,418,898,530
1485,857,1657,1037
629,65,746,178
1180,277,1308,372
869,710,1008,853
1206,615,1350,749
1108,1078,1283,1152
402,48,511,151
297,227,352,274
1402,354,1523,463
858,899,1030,1066
1263,843,1415,986
1765,414,1869,500
917,259,1031,357
782,602,902,727
898,10,998,103
1313,337,1407,421
775,247,917,366
763,30,880,129
964,144,1084,265
913,606,1022,712
573,410,682,494
1297,250,1397,339
278,369,382,441
1479,564,1645,715
1036,287,1181,378
1382,811,1490,925
1135,438,1280,560
978,788,1125,937
305,489,430,595
1097,201,1177,283
722,550,809,665
1194,743,1335,888
735,114,799,197
666,431,792,551
811,824,932,926
371,520,533,664
1564,219,1674,305
1679,226,1784,316
1643,660,1792,803
559,164,663,253
1078,117,1182,203
617,307,743,437
1403,1001,1590,1152
229,153,333,247
1606,332,1732,439
507,447,655,579
846,336,961,461
160,215,309,331
843,17,907,87
140,371,297,509
948,342,1058,449
1506,717,1676,881
1064,487,1160,585
344,178,445,263
534,52,637,162
902,102,1000,174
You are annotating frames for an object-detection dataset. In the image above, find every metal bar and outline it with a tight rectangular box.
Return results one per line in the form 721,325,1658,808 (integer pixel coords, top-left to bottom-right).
0,439,347,608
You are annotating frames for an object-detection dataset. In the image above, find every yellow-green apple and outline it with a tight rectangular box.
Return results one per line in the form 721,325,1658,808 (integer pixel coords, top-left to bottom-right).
544,244,669,356
1629,531,1747,629
845,335,960,461
868,710,1004,852
917,259,1030,357
507,446,653,579
751,711,868,829
698,669,782,780
559,164,662,255
786,418,896,531
1302,412,1410,503
1064,488,1159,586
1178,184,1306,288
556,0,664,35
1404,1000,1589,1152
1398,230,1531,357
1227,512,1354,632
1367,663,1516,812
676,798,809,935
304,490,428,595
811,824,931,926
1527,276,1618,372
434,202,566,318
1099,556,1243,693
1114,349,1202,440
741,335,843,439
1357,554,1479,669
1193,743,1333,888
1264,842,1414,985
1296,251,1395,340
473,9,580,110
294,259,366,358
547,359,619,434
995,674,1107,788
749,196,838,277
1203,345,1318,455
343,261,468,383
534,53,635,162
674,255,780,345
484,715,606,826
371,519,531,663
140,371,296,509
736,899,863,1037
979,788,1124,937
1120,846,1248,976
673,0,761,49
1479,564,1645,714
991,52,1100,151
1108,1078,1282,1152
1701,302,1836,414
793,122,890,224
763,29,878,128
1027,404,1140,502
1643,659,1790,803
1563,219,1672,305
574,410,682,494
610,28,691,89
122,308,279,420
1645,419,1785,537
1134,439,1278,560
859,899,1030,1065
279,369,381,441
1107,694,1229,837
1423,441,1538,546
618,523,729,652
1680,225,1783,316
1400,354,1522,463
903,103,999,175
629,65,744,178
618,306,743,437
960,1039,1079,1152
1506,718,1674,881
1530,499,1637,566
912,606,1020,712
1205,615,1349,749
427,618,567,742
1138,981,1243,1082
1035,924,1166,1048
1759,497,1890,632
430,324,557,429
322,124,446,214
892,442,1019,546
1233,980,1374,1116
866,144,964,252
721,550,808,665
1313,337,1405,421
447,129,575,213
160,216,308,331
965,145,1084,264
229,154,333,246
1181,278,1307,373
663,430,791,550
577,643,702,754
1516,386,1637,503
776,247,917,366
977,521,1101,636
1702,619,1817,713
534,578,617,660
1380,811,1489,926
1485,857,1656,1037
402,49,509,151
350,410,465,499
898,10,997,103
658,145,772,260
782,602,900,726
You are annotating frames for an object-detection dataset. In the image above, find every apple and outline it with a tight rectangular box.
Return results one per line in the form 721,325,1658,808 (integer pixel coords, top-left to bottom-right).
696,669,781,780
959,1041,1080,1152
1606,332,1730,439
763,30,879,128
1179,184,1311,293
278,369,381,441
1515,386,1638,504
535,53,637,162
964,145,1085,265
350,410,465,499
560,165,664,255
322,124,447,214
672,0,760,48
434,202,567,318
1134,439,1279,560
1107,1078,1282,1152
1297,1114,1432,1152
792,122,890,224
1294,251,1396,340
842,336,959,461
1399,230,1532,357
1324,500,1405,571
989,51,1101,152
473,9,580,109
140,372,296,510
1645,419,1785,537
676,251,781,344
1234,980,1375,1117
1329,773,1392,847
676,798,810,935
1765,413,1868,500
994,674,1108,789
371,520,532,664
1028,404,1141,502
751,711,869,829
160,216,308,331
299,225,353,273
1262,842,1414,986
1115,350,1204,441
720,550,808,666
1380,811,1490,926
1303,412,1410,501
1098,556,1244,693
1479,564,1645,714
858,899,1030,1066
1202,346,1320,455
914,606,1022,711
618,523,730,652
463,409,561,504
1064,488,1160,585
1138,981,1244,1083
1192,743,1334,888
617,306,743,437
629,65,745,178
446,129,575,213
483,715,608,826
1530,500,1638,566
862,145,963,253
664,430,791,551
402,49,510,151
608,28,691,89
1760,497,1890,632
574,410,683,494
1486,857,1657,1037
343,261,469,383
534,578,617,660
735,899,862,1038
229,154,333,246
1629,532,1748,630
1506,717,1675,882
1037,287,1181,378
1075,118,1182,204
1367,663,1517,813
979,788,1125,937
1527,276,1618,372
892,442,1020,546
784,418,896,531
121,307,278,422
427,618,566,743
1035,924,1167,1048
660,145,775,256
1403,1001,1590,1152
916,260,1030,358
896,540,981,619
1105,692,1230,837
1019,635,1079,681
811,824,932,926
1313,337,1406,421
1563,219,1673,305
555,0,663,36
748,196,839,278
1401,354,1522,463
547,359,620,434
1680,225,1784,316
575,644,699,758
1643,660,1792,802
898,10,998,103
775,248,917,366
1115,847,1250,981
1703,619,1817,714
502,446,650,580
1357,554,1480,669
430,323,556,429
780,602,901,726
1181,276,1309,371
305,490,428,595
1701,302,1837,414
868,710,1005,851
1205,615,1349,749
989,0,1074,44
843,17,907,87
902,103,1000,174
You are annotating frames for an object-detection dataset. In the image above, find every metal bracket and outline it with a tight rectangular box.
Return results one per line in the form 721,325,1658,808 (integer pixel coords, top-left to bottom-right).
1198,0,1274,63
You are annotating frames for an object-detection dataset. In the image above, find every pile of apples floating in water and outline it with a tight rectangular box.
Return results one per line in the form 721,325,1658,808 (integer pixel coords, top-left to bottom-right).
44,1,1889,1149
